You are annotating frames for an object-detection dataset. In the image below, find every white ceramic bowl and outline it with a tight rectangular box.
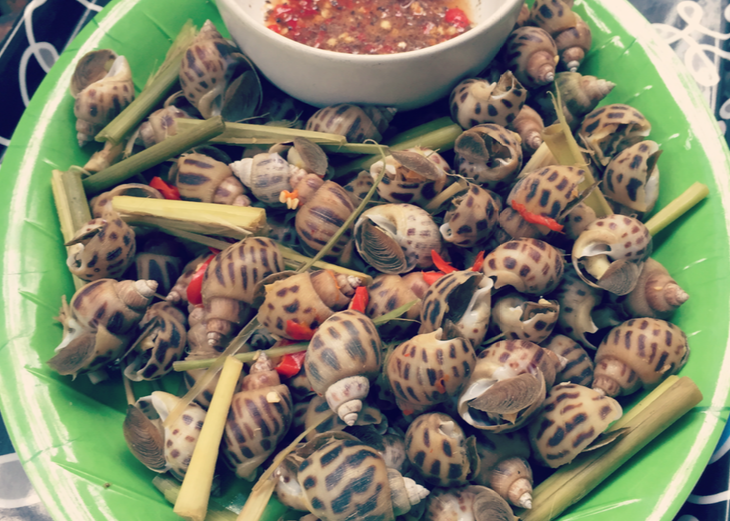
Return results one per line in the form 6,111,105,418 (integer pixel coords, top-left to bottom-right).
215,0,523,110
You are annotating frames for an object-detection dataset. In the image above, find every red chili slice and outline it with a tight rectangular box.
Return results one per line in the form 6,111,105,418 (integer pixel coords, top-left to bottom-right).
286,320,316,340
275,351,307,378
422,271,445,285
471,251,486,272
348,286,370,313
511,200,565,233
186,253,216,305
149,176,181,200
431,250,458,274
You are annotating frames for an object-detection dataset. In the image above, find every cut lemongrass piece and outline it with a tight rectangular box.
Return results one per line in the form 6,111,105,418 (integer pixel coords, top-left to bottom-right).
173,344,309,372
52,169,92,290
319,143,391,155
84,116,226,195
112,196,267,239
174,356,243,521
278,244,373,285
645,182,709,236
95,21,198,145
177,119,346,145
153,476,237,521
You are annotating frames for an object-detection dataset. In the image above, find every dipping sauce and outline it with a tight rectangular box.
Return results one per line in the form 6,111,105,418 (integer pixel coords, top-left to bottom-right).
264,0,474,55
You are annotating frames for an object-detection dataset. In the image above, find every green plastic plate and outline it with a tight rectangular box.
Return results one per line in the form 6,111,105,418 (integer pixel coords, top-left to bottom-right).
0,0,729,519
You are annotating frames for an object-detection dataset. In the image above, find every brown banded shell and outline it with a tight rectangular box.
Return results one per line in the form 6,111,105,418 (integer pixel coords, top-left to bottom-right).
534,72,615,129
90,183,163,218
572,215,652,295
171,153,249,206
305,104,396,143
405,412,479,486
231,152,297,206
440,184,500,247
135,251,182,297
618,258,689,319
528,383,622,468
424,485,517,521
511,105,544,153
603,140,661,214
529,0,590,71
259,270,356,339
418,271,494,349
454,124,523,191
48,279,157,378
483,238,564,295
371,149,450,207
305,310,382,425
66,210,136,281
554,13,592,72
593,318,689,397
502,26,558,89
366,273,427,338
354,204,443,274
528,0,578,36
303,395,385,441
449,72,527,129
473,431,533,509
202,237,284,347
457,340,563,432
387,329,476,414
71,51,134,147
124,302,187,381
543,334,594,386
222,354,293,480
491,293,559,344
578,104,652,165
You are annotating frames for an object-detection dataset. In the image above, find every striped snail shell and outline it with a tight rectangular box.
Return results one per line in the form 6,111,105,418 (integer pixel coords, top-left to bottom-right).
603,140,661,214
424,485,517,521
528,383,622,468
491,292,559,344
473,430,533,509
231,151,299,206
259,270,358,339
48,279,157,378
440,184,501,248
182,307,229,409
405,412,479,487
572,215,652,295
71,50,134,147
137,105,192,147
553,266,604,349
305,310,382,426
202,237,285,347
449,71,527,129
354,204,443,274
511,105,545,153
418,271,494,349
592,318,689,397
457,339,564,432
166,254,209,306
387,329,476,414
578,104,652,165
371,148,451,207
171,153,249,205
303,395,386,441
618,258,689,319
454,124,523,191
134,233,184,296
483,238,565,295
65,210,136,281
554,13,592,72
543,334,594,386
288,363,316,402
366,273,428,338
306,104,396,143
222,353,293,480
502,26,558,89
90,183,163,218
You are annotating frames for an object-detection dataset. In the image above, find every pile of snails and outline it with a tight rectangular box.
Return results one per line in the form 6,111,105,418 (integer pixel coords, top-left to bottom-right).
53,1,695,520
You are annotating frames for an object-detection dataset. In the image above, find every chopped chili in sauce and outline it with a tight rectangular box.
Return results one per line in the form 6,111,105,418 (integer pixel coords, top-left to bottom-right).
264,0,474,55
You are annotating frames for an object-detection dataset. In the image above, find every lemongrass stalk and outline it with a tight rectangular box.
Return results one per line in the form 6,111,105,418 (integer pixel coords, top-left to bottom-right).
517,142,558,180
174,356,243,521
277,244,372,285
320,143,391,155
177,119,346,145
95,21,198,145
84,116,226,195
153,476,237,521
424,178,468,213
645,182,709,236
386,116,455,145
52,169,92,290
112,196,267,238
523,376,702,521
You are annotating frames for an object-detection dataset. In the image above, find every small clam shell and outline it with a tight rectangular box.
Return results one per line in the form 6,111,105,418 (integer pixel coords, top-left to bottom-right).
454,124,523,190
449,71,527,129
543,335,594,386
483,238,564,295
440,184,500,247
491,292,559,344
603,140,661,213
578,104,651,165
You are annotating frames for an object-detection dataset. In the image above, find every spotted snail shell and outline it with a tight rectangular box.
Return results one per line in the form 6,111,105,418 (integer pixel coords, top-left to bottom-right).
511,105,545,153
618,258,689,319
137,105,192,148
124,301,188,381
48,279,157,378
305,104,396,143
449,71,527,129
473,430,533,509
71,50,134,147
171,153,249,205
592,318,689,397
90,183,163,219
424,485,517,521
366,272,428,338
553,265,605,349
405,412,479,487
483,238,565,295
534,72,615,129
222,353,293,480
529,0,591,71
543,334,594,386
65,210,136,281
354,204,443,274
578,104,651,165
202,237,284,347
386,329,476,414
554,13,592,72
371,149,451,207
502,26,559,89
603,140,661,214
418,271,494,349
303,395,386,441
491,292,559,344
440,184,501,248
563,202,597,240
305,309,382,425
454,124,523,190
343,171,375,205
528,383,622,468
259,270,357,339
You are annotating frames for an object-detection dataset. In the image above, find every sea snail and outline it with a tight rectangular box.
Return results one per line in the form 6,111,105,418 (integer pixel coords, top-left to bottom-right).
424,485,517,521
453,124,523,191
370,148,451,207
502,26,559,89
603,140,661,215
533,72,615,129
618,258,689,319
578,104,651,165
305,309,383,425
483,238,565,295
529,0,592,71
440,184,501,248
306,103,396,143
366,272,429,338
543,334,595,387
490,292,559,344
171,153,249,206
449,71,527,129
473,430,534,509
